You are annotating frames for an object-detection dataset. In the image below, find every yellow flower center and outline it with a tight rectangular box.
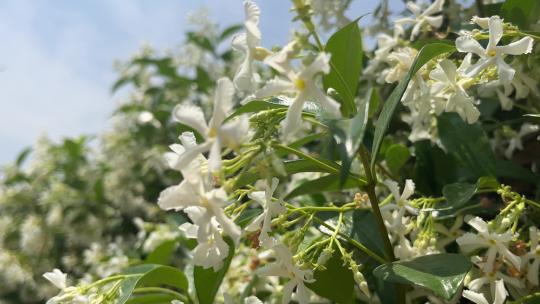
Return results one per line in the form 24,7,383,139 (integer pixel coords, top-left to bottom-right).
487,49,497,57
295,78,306,91
208,127,218,138
253,47,272,61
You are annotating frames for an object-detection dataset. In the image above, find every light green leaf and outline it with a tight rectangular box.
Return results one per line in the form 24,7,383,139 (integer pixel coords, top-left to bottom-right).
286,174,358,199
371,43,455,167
116,264,188,304
385,144,410,175
194,238,235,304
323,18,363,118
373,253,472,300
145,241,177,265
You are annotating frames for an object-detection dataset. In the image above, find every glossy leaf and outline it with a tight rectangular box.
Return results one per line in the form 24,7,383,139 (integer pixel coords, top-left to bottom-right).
307,249,355,304
226,97,288,121
385,144,410,175
371,43,455,167
373,253,472,300
323,18,363,118
194,238,235,304
442,182,477,209
328,91,371,184
116,264,188,304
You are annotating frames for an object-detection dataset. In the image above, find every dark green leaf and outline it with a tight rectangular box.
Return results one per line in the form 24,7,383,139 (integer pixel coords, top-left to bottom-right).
351,210,387,258
371,43,455,166
502,0,540,30
373,253,472,300
442,183,477,209
194,238,235,304
286,174,358,199
437,113,495,178
116,264,188,304
235,208,263,228
385,144,410,175
126,294,175,304
307,249,355,304
323,18,363,118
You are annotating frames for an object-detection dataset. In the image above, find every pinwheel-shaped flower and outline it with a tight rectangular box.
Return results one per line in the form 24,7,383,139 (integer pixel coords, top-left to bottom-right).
257,244,313,304
382,179,417,215
232,1,271,92
430,54,481,124
395,0,445,40
456,216,521,273
245,178,286,248
173,77,248,173
255,49,341,138
456,16,534,84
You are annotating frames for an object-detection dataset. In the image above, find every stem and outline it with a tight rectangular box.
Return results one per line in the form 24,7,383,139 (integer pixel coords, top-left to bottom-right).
359,146,406,304
510,292,540,304
358,147,395,261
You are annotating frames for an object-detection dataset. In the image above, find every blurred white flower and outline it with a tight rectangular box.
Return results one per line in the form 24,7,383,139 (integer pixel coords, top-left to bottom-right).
43,269,67,290
525,226,540,286
395,0,445,40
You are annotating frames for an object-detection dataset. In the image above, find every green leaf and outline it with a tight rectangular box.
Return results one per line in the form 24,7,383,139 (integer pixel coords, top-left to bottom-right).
226,97,288,121
127,294,175,304
373,253,472,300
116,264,188,304
219,24,243,42
235,208,263,228
442,183,477,209
307,249,355,304
194,238,235,304
15,147,32,167
351,210,387,258
437,113,496,178
323,18,363,118
187,32,214,53
145,240,177,265
286,174,358,199
328,88,371,184
371,43,455,167
502,0,540,30
524,113,540,124
385,144,410,175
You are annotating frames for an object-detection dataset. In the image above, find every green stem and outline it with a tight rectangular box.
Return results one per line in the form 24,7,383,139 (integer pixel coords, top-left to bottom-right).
358,147,395,261
510,292,540,304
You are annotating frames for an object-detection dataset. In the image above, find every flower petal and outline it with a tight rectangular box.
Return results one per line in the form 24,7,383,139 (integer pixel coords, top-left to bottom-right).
244,0,261,47
173,104,209,136
209,77,235,130
299,52,331,80
254,77,294,98
462,290,489,304
497,36,534,55
422,0,444,16
487,16,503,51
496,57,516,84
456,36,486,57
281,93,307,138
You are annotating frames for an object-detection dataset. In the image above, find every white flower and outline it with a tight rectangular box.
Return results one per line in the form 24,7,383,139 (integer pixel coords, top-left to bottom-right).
43,269,67,290
255,50,341,138
164,131,207,181
173,77,249,173
244,296,263,304
257,244,313,304
180,206,231,271
434,215,464,248
456,16,534,84
462,279,506,304
525,226,540,285
456,216,521,273
383,47,418,83
158,176,240,244
382,179,417,215
430,55,481,124
232,1,271,91
395,0,445,40
246,178,286,248
504,123,539,159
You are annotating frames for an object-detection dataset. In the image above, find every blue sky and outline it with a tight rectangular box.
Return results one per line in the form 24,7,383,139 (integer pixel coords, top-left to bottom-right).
0,0,403,165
